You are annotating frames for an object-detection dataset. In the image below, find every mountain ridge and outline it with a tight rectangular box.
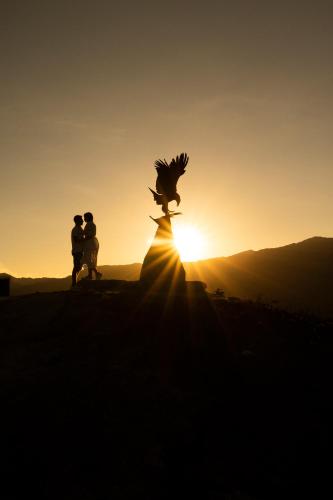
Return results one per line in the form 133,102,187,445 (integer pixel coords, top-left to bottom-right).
2,236,333,317
3,236,331,279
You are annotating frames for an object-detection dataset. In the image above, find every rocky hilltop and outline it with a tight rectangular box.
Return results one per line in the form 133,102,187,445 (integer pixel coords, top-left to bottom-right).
0,286,332,498
3,237,333,317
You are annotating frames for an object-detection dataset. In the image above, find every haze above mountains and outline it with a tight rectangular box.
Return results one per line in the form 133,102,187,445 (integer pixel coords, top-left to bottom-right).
3,237,333,318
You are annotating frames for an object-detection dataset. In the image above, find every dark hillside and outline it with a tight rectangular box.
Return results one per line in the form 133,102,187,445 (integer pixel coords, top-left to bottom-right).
0,287,332,499
4,237,333,317
186,236,333,316
6,264,142,295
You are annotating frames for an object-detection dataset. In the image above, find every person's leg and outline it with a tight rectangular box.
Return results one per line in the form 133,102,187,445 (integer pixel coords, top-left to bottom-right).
72,253,82,286
72,267,77,287
91,268,102,279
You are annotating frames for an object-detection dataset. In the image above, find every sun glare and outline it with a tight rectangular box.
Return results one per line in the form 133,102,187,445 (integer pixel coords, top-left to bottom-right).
173,224,205,262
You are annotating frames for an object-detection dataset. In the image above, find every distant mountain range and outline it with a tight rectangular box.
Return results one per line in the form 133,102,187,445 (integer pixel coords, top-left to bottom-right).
2,237,333,317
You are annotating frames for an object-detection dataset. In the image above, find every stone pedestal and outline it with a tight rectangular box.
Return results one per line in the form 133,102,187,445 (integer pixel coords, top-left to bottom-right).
140,216,185,291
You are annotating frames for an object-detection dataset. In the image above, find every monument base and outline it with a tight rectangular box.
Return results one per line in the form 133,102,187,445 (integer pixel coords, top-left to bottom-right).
140,215,185,292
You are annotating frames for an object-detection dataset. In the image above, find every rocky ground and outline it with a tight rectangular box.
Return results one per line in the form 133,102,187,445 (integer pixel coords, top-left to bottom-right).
0,285,332,499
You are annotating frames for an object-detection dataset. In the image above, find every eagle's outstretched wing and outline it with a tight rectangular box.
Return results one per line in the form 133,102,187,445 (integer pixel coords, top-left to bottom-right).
169,153,189,183
155,158,169,195
154,153,189,195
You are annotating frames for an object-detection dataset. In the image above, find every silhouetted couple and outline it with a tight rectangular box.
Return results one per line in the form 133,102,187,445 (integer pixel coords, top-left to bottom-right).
71,212,102,287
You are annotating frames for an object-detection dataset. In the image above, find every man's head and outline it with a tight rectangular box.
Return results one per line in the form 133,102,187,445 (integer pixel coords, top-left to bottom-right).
73,215,83,225
84,212,93,222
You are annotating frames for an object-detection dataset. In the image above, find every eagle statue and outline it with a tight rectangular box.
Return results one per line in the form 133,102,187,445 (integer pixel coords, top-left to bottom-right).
149,152,189,215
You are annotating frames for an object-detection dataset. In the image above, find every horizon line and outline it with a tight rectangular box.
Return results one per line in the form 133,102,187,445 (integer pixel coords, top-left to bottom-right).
1,235,331,280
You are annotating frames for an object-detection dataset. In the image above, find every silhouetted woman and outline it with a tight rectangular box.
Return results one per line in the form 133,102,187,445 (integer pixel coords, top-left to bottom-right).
83,212,102,280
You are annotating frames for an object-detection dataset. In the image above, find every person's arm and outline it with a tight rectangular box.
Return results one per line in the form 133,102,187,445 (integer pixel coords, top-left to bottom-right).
73,235,84,242
83,229,92,240
83,224,96,240
72,228,84,242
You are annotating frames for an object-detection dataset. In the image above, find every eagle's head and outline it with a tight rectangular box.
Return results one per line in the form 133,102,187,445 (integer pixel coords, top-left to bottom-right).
175,193,181,206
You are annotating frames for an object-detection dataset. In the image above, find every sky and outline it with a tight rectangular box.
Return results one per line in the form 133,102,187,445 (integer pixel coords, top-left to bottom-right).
1,0,332,277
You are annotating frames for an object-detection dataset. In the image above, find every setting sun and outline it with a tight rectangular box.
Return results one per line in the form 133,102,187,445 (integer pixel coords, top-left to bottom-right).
173,224,205,262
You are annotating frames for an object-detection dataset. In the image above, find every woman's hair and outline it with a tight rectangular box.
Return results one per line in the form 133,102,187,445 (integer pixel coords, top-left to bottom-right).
73,215,82,223
84,212,93,221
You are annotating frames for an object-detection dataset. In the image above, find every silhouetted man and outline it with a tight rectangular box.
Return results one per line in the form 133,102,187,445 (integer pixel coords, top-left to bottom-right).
71,214,84,287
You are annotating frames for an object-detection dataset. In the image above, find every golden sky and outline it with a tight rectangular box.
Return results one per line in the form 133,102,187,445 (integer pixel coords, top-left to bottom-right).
1,1,332,277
